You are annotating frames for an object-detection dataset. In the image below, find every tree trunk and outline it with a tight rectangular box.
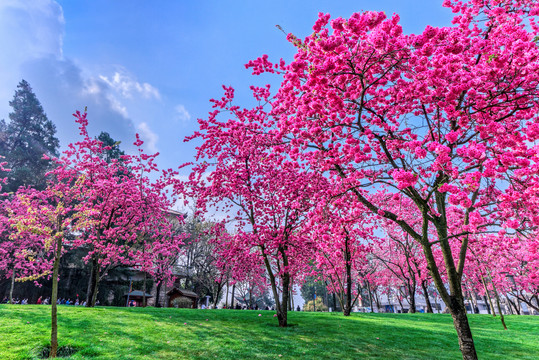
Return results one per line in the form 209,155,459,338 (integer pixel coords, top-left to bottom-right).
396,292,404,312
418,204,478,360
260,244,290,327
374,288,381,312
481,276,496,316
366,281,374,313
470,292,479,314
90,263,100,307
489,276,507,330
50,234,63,358
408,284,416,313
421,281,433,313
433,293,439,313
449,298,478,360
261,252,285,325
387,287,393,313
155,281,162,307
85,257,99,307
279,272,290,327
213,281,224,308
482,296,491,314
9,271,15,304
142,272,147,307
288,288,292,311
342,273,352,315
343,236,353,316
225,280,229,309
231,283,235,309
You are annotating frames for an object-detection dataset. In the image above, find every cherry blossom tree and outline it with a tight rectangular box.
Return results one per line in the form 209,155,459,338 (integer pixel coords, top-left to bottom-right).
0,190,53,304
45,112,179,307
8,111,181,357
372,199,435,313
307,189,374,315
184,86,323,326
246,2,539,358
9,169,85,358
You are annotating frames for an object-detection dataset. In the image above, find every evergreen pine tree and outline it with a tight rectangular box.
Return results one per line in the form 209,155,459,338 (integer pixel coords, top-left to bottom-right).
96,131,125,163
0,80,59,192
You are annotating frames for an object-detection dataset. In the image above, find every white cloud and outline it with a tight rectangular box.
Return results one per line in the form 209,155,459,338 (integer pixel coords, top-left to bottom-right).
175,104,191,122
99,71,160,100
137,122,159,153
107,95,129,118
0,0,158,153
0,0,64,111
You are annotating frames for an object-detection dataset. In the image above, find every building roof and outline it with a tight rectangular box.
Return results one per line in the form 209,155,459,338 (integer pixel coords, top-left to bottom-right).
166,288,198,298
124,290,153,298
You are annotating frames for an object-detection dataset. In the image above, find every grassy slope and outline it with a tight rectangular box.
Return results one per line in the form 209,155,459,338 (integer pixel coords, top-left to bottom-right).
0,305,537,359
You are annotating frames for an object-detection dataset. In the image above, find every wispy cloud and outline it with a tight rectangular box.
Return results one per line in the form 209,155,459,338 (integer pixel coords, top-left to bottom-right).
137,122,159,153
175,104,191,122
0,0,161,153
99,71,160,100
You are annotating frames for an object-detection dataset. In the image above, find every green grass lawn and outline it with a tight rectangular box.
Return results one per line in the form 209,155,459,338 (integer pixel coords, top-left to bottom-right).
0,305,537,359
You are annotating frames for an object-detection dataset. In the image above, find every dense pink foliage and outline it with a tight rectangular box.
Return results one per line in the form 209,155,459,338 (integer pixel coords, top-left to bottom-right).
183,86,325,325
4,111,184,289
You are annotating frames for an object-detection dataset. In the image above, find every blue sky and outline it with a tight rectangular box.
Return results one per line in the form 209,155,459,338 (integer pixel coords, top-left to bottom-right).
0,0,454,173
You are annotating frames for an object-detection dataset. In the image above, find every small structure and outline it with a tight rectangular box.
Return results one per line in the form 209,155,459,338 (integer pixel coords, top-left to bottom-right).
124,290,153,307
166,288,198,309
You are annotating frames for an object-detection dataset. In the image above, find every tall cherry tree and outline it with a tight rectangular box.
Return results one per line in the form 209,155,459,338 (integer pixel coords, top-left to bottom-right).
247,2,539,358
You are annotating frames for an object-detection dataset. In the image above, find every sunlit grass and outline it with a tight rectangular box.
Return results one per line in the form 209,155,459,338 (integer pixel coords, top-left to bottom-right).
0,305,537,359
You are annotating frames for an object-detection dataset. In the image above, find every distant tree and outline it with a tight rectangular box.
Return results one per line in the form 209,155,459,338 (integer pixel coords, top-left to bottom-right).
304,298,328,312
176,216,227,307
0,80,59,192
300,276,329,309
96,131,125,163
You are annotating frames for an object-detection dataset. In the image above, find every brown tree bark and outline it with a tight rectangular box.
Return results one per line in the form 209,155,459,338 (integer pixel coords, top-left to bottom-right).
421,281,433,313
261,245,289,327
481,275,496,316
155,281,162,307
488,273,507,330
343,236,353,316
408,284,416,313
50,233,63,358
85,257,99,307
449,296,477,360
366,281,374,312
231,283,236,309
225,279,229,309
142,272,147,307
9,271,15,304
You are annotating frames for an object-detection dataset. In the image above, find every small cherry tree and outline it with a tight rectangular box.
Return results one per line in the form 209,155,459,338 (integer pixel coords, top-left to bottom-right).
0,191,54,304
307,189,374,316
48,112,178,307
184,86,323,326
9,172,85,358
8,111,181,357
